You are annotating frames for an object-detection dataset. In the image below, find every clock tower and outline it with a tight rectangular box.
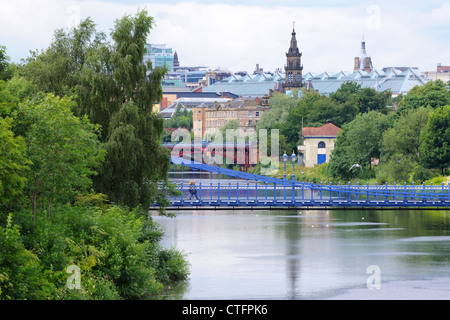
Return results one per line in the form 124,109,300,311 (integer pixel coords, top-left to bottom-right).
283,24,303,91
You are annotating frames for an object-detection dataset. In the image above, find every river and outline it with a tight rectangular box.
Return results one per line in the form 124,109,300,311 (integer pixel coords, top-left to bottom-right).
152,208,450,300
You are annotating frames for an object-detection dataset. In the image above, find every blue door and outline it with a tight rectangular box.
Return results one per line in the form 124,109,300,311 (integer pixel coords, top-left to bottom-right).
317,154,326,165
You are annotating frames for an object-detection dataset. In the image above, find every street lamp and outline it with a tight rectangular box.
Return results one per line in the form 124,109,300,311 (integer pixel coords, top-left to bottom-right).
283,151,288,173
291,151,296,172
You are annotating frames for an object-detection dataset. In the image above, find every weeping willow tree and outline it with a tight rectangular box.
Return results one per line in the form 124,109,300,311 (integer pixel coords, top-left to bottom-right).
22,10,172,209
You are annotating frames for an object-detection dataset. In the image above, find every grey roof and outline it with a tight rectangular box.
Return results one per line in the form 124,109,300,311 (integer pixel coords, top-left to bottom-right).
202,72,284,98
202,68,431,97
303,68,431,96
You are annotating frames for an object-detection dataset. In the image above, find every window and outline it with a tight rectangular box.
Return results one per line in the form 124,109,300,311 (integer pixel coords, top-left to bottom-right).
255,111,260,117
318,141,326,149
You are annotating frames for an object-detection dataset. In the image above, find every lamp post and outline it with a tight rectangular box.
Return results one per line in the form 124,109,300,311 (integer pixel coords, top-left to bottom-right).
291,151,296,173
282,151,287,200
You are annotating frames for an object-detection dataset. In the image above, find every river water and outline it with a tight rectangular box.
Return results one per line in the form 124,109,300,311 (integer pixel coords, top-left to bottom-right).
152,208,450,300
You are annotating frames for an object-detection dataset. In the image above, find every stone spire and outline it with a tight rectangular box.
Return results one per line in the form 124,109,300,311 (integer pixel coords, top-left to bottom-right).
173,51,180,70
283,23,303,91
288,23,299,56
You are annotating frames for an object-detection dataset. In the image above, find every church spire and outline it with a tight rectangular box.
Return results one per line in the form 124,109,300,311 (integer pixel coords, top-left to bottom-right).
283,23,303,91
288,22,299,56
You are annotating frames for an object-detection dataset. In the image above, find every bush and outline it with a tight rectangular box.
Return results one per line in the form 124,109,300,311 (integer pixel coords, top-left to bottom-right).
0,214,54,299
155,248,190,284
0,204,190,300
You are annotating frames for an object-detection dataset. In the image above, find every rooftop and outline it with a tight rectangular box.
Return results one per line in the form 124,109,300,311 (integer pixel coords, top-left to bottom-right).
302,122,342,138
202,68,431,97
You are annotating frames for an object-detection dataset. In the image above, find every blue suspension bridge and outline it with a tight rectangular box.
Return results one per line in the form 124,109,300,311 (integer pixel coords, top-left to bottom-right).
152,156,450,210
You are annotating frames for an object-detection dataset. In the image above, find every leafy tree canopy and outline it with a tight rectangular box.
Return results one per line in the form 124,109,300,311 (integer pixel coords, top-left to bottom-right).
397,80,450,114
20,10,170,209
420,105,450,174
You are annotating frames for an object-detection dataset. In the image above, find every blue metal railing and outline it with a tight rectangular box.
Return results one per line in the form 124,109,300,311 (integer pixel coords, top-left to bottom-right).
151,156,450,208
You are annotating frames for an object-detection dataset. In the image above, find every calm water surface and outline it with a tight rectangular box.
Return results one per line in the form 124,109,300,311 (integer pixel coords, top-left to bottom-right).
152,209,450,300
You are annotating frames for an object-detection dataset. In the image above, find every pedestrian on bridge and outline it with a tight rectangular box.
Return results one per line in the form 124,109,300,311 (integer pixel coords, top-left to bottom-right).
187,180,199,201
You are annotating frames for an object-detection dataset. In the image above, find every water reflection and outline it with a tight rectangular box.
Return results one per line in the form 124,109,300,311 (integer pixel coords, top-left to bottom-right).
153,209,450,300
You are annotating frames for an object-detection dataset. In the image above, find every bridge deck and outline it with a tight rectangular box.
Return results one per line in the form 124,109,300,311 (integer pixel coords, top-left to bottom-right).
153,157,450,209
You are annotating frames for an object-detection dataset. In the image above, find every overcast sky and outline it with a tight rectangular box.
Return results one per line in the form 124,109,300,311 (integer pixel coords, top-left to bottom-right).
1,0,449,74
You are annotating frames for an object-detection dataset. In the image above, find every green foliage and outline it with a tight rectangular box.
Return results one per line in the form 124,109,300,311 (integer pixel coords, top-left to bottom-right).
219,119,239,138
420,105,450,174
0,117,30,204
0,214,53,300
165,105,193,131
0,76,39,117
256,91,299,131
397,80,450,114
376,107,432,183
328,111,391,180
0,10,188,301
155,248,190,284
20,10,170,210
329,81,391,114
13,93,105,219
1,204,189,300
0,45,13,81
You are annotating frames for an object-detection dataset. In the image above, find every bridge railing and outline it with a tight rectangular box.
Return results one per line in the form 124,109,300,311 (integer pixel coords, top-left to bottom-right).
158,179,450,205
156,156,450,207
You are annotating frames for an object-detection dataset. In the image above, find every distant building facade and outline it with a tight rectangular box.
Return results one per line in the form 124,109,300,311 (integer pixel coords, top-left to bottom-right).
298,121,342,168
159,97,232,120
144,44,174,71
424,64,450,83
193,98,269,139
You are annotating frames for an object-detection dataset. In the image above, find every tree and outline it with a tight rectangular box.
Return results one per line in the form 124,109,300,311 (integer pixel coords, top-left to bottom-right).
328,111,391,180
397,80,450,114
14,93,105,219
329,81,362,104
0,215,50,300
0,118,30,205
20,19,105,98
256,91,299,132
358,87,391,114
0,45,13,81
377,107,432,183
21,10,171,209
420,105,450,175
165,105,193,130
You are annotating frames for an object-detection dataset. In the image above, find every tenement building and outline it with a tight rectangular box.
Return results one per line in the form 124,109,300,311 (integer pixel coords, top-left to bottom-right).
193,98,270,139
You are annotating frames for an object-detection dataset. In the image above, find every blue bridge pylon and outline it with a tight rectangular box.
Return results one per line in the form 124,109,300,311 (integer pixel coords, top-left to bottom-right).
152,156,450,210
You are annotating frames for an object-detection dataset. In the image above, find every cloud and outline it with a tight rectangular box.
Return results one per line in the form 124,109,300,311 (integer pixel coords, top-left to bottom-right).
1,0,448,73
